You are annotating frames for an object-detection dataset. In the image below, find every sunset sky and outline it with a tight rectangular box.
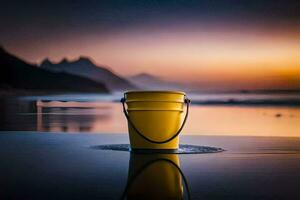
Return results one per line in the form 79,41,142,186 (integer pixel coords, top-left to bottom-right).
1,0,300,90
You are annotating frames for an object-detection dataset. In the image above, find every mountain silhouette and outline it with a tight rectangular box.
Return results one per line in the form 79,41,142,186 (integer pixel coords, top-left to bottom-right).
129,73,187,90
41,57,137,91
0,47,109,93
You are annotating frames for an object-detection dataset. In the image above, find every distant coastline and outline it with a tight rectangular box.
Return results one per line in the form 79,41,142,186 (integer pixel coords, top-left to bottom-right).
238,89,300,94
0,88,107,97
188,89,300,95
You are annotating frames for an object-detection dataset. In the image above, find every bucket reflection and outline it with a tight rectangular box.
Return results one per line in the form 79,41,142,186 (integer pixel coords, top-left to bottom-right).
121,153,190,200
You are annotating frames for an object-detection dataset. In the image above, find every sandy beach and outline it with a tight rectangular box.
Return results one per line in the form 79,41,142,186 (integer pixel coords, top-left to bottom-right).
0,132,300,199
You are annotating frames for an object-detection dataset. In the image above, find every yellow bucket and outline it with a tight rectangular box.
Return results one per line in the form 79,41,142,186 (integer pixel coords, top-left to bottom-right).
121,153,190,199
121,91,190,151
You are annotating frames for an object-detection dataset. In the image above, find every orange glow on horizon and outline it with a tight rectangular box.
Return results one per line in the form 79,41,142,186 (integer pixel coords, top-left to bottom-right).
7,24,300,90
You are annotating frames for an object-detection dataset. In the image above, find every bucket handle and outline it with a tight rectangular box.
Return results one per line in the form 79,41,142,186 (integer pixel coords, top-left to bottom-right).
121,96,191,144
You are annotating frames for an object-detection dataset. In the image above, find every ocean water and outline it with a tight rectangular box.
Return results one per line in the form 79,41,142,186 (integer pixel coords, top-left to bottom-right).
1,93,300,199
0,93,299,137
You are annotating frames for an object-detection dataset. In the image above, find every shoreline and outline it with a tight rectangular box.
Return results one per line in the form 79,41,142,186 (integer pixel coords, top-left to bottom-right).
0,89,109,97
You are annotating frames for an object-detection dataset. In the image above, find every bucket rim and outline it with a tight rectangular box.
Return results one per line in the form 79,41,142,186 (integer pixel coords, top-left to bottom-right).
125,90,186,95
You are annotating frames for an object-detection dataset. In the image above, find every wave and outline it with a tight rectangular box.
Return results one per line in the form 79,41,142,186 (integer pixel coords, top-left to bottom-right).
191,99,300,106
19,93,300,107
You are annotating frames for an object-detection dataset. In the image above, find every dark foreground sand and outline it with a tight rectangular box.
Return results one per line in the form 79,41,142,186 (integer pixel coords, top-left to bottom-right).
0,132,300,199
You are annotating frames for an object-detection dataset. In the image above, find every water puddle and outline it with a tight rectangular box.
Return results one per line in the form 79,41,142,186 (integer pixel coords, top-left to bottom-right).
91,144,224,154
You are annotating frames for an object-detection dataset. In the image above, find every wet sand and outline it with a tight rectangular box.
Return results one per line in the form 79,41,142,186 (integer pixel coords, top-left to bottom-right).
0,132,299,199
